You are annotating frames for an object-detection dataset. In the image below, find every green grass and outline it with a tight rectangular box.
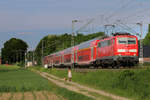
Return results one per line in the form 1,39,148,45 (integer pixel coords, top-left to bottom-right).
0,65,93,100
35,67,150,100
0,65,20,71
0,68,52,92
142,62,150,67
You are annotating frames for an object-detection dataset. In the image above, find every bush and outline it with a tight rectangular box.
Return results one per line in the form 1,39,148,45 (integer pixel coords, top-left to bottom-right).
17,61,25,67
143,62,150,66
113,70,150,100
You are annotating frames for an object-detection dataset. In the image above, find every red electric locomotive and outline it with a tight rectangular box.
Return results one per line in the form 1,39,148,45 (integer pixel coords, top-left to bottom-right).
43,33,139,68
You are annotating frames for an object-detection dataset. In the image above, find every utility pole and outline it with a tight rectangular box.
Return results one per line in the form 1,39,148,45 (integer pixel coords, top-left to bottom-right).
25,51,27,68
137,22,144,65
104,24,115,36
16,51,18,63
71,20,78,69
20,51,21,63
41,40,44,66
33,50,34,66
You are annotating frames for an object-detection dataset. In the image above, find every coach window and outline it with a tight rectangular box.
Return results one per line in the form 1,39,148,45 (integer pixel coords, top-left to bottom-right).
98,42,101,47
128,38,136,44
108,40,111,46
101,41,107,47
113,39,115,44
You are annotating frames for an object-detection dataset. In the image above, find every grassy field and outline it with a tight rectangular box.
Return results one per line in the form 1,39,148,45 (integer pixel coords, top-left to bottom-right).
0,65,93,100
0,68,51,92
35,66,150,100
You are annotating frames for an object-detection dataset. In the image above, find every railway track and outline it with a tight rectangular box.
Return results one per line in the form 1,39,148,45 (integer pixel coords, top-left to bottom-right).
54,66,138,73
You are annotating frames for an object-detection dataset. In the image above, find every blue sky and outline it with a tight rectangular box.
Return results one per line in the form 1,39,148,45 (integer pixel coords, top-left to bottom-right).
0,0,150,50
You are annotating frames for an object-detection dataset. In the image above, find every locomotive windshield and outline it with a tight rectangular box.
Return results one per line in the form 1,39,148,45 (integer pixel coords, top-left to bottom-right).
118,37,136,44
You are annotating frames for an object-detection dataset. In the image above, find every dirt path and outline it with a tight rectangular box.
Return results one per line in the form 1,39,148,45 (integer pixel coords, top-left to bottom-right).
0,93,11,100
0,91,59,100
44,91,61,100
12,93,22,100
37,71,132,100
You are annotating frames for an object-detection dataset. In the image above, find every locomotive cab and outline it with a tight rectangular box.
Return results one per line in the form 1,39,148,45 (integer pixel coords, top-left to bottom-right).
114,34,139,66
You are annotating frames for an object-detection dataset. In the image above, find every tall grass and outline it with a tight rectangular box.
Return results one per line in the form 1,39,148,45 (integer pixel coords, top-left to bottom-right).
0,69,52,92
37,67,150,100
0,65,20,72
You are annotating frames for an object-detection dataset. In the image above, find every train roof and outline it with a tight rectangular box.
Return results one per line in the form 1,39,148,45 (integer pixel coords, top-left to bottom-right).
112,32,131,36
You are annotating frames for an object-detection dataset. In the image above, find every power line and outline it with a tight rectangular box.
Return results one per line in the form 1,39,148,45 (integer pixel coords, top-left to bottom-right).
114,20,138,35
105,0,136,23
107,0,141,21
119,7,150,23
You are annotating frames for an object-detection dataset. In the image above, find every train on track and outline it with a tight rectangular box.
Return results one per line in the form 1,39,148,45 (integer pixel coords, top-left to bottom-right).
43,33,139,68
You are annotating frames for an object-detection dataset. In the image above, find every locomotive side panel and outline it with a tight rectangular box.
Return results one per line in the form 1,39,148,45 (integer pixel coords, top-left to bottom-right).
96,38,114,59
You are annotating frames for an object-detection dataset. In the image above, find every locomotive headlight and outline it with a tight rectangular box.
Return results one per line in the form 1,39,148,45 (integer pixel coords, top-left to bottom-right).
129,49,137,52
118,49,126,52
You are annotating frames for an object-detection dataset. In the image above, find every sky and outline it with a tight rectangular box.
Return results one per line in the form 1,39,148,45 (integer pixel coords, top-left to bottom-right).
0,0,150,50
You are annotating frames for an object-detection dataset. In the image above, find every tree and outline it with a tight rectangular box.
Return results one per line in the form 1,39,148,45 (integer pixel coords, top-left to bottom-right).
143,24,150,46
2,38,28,64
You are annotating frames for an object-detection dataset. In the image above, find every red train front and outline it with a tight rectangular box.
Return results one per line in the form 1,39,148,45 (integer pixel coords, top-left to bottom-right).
96,33,138,68
43,33,139,68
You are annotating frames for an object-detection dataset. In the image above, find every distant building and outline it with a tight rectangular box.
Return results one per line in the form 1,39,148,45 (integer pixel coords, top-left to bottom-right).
0,51,1,64
0,57,1,64
143,45,150,62
27,61,33,67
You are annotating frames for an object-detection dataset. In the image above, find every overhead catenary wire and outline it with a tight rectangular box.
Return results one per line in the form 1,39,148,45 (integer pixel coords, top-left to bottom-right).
75,0,141,35
73,0,125,33
114,20,139,35
104,0,136,23
118,7,150,24
110,0,142,19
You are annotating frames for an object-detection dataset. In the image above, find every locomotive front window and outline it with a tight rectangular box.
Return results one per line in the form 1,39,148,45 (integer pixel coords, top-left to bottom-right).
118,38,127,44
118,37,136,44
128,38,136,44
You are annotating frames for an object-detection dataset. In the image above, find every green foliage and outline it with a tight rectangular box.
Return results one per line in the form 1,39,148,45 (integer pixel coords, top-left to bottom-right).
0,66,52,92
39,68,150,100
143,24,150,45
34,32,104,65
143,62,150,66
143,32,150,45
113,70,150,100
17,61,25,67
0,65,20,72
1,38,28,64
